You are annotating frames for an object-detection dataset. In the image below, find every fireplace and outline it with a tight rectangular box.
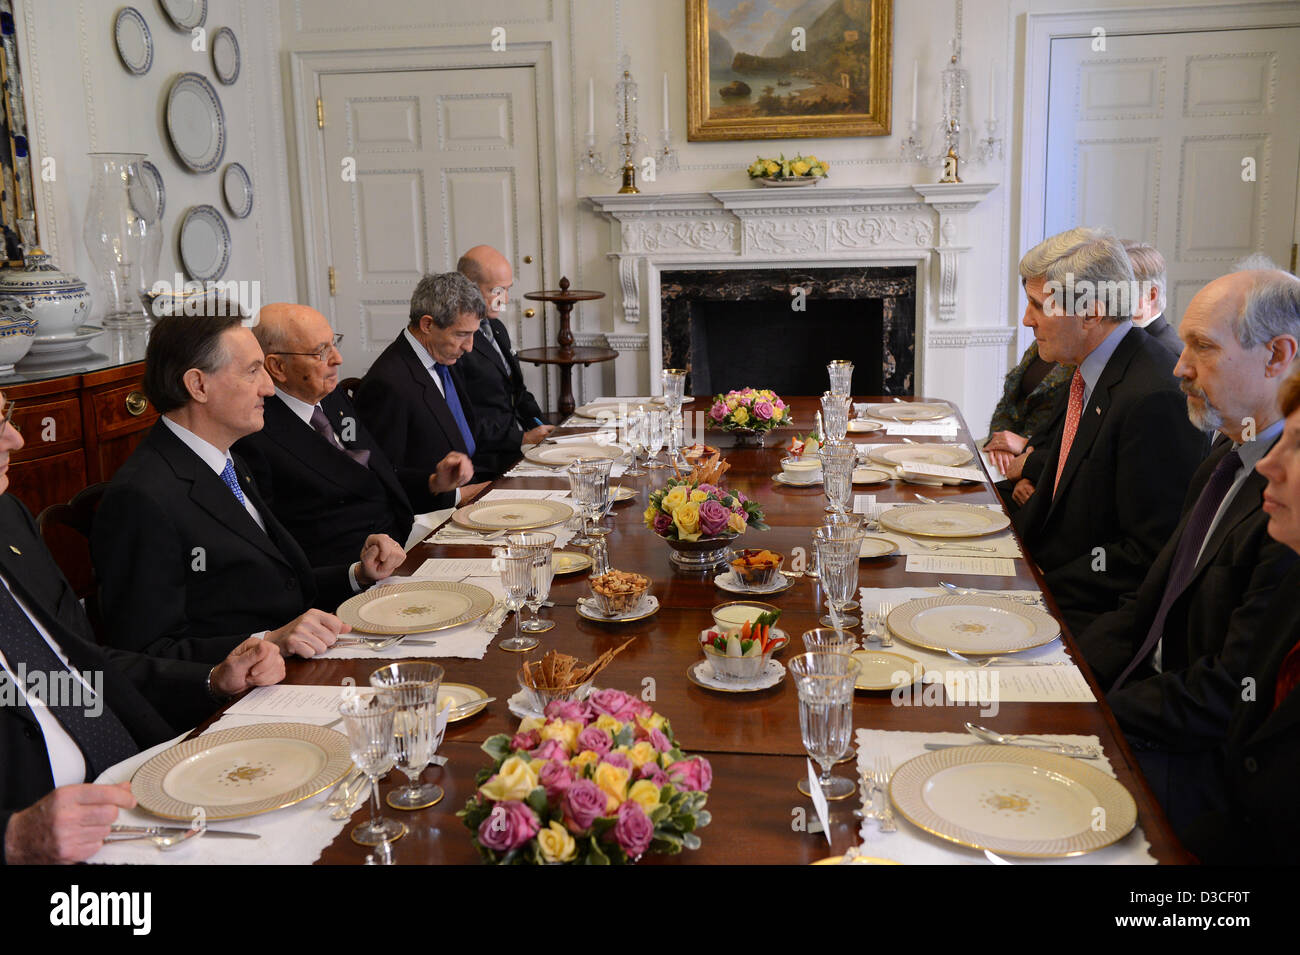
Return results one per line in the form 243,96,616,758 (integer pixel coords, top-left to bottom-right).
660,266,915,397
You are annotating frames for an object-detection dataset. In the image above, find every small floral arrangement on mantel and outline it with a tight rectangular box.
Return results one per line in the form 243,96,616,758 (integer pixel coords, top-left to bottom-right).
709,388,795,434
746,153,829,183
642,457,767,543
456,689,713,864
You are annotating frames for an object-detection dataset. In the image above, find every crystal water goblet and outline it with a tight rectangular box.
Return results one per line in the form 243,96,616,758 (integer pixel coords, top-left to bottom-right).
369,662,446,810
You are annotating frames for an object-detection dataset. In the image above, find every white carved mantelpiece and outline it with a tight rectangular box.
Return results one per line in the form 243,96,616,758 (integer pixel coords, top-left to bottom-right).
586,184,999,404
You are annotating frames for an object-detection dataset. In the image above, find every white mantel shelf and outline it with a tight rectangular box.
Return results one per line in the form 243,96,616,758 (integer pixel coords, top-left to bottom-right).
584,183,1012,409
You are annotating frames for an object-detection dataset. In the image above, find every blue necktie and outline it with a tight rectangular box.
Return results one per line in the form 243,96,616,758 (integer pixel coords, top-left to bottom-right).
435,364,476,456
220,459,246,504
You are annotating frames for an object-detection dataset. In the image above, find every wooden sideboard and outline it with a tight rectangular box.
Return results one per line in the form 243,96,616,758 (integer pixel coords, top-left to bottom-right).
6,361,157,517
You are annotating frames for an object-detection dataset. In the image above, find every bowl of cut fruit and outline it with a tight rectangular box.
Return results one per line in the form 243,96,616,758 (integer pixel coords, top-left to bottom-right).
728,548,784,589
699,607,786,681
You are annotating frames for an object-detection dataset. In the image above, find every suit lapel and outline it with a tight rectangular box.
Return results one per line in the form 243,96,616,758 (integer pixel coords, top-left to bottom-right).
322,392,412,510
476,327,512,381
396,335,467,454
264,396,373,497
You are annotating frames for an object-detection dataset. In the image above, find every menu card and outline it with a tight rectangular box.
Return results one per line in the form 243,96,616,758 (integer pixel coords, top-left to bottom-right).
883,421,959,436
897,462,987,484
904,554,1017,576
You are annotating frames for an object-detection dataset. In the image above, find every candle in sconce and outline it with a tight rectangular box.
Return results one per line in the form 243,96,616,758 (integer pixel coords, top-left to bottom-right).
662,72,670,130
910,60,918,127
587,78,595,138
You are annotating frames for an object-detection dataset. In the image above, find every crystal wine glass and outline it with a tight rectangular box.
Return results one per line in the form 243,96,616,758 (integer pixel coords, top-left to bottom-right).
827,360,854,397
493,547,538,652
662,369,687,464
790,651,861,801
506,531,556,633
338,695,407,846
369,662,446,810
820,438,856,516
815,523,864,629
644,409,667,469
622,406,648,477
820,391,850,441
567,456,613,544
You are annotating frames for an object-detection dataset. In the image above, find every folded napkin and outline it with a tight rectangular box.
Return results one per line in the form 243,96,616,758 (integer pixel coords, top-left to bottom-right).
851,729,1154,864
405,507,455,550
92,709,355,866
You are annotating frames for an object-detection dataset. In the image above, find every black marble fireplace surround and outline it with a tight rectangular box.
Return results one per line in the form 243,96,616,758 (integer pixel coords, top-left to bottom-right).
660,266,916,398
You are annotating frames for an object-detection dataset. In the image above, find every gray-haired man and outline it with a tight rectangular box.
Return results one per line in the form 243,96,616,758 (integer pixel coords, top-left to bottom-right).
1011,227,1207,636
355,272,492,487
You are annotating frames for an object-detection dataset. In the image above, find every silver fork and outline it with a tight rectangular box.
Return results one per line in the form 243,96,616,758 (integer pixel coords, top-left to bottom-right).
870,602,895,647
914,540,999,553
946,649,1072,668
873,755,897,832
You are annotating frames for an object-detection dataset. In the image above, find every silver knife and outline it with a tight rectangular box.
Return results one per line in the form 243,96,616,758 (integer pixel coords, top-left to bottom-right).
923,742,1099,759
108,825,261,840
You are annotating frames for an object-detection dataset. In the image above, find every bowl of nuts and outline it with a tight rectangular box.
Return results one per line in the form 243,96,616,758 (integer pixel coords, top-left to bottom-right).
728,548,784,588
587,569,651,617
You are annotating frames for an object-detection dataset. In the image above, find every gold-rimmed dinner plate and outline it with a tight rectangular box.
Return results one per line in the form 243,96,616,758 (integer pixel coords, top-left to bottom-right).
853,466,893,484
609,484,636,502
451,497,575,530
552,551,594,574
577,594,660,623
132,722,352,822
863,402,951,422
885,595,1060,654
652,395,695,406
847,419,885,433
889,745,1137,857
575,399,645,419
877,503,1010,538
859,536,898,558
868,444,973,468
522,443,623,468
851,649,923,691
438,682,490,722
337,581,495,635
811,855,902,865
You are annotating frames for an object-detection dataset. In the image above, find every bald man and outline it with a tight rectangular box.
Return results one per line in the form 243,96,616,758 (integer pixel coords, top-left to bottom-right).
234,304,480,565
456,246,552,476
1076,267,1300,831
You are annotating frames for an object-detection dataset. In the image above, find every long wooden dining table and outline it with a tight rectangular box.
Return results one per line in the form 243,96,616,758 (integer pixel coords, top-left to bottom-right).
272,395,1190,865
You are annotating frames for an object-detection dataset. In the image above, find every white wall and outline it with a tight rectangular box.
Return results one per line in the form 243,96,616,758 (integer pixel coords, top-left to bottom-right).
16,0,297,321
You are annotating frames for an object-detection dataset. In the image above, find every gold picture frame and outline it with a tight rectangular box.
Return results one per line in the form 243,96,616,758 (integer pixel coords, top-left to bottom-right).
686,0,892,142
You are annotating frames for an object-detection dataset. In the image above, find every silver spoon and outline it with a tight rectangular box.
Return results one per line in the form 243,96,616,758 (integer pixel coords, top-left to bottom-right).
945,649,1071,668
965,722,1102,758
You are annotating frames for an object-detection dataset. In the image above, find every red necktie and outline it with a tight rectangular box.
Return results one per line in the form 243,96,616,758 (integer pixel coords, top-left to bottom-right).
1053,369,1086,496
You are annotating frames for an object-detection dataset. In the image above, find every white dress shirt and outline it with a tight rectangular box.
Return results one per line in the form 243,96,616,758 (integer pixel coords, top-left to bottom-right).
404,327,446,396
161,415,266,532
0,574,89,786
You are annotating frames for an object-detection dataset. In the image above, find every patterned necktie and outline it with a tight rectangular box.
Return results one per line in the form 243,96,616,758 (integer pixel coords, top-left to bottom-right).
0,580,139,778
480,320,511,374
309,404,371,467
436,363,477,457
220,458,246,504
1112,448,1243,691
1052,369,1086,496
1273,638,1300,711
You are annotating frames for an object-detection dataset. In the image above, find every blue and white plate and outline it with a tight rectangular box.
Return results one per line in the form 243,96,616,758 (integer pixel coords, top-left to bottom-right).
178,205,231,281
159,0,207,31
222,162,253,219
211,26,240,85
165,72,226,173
114,7,153,75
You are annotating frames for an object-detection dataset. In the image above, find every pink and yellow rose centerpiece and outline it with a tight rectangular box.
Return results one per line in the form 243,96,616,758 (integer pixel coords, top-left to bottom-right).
708,388,794,435
642,477,767,544
457,689,712,864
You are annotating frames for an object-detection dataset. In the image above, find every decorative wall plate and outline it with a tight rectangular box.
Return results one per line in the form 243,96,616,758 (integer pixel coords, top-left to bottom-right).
211,26,240,84
165,72,226,173
133,161,166,222
178,205,231,281
114,7,153,75
159,0,207,31
222,162,253,218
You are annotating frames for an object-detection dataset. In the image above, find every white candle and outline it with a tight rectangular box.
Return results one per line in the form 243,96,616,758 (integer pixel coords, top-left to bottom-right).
662,72,670,130
911,60,919,126
587,78,595,138
988,65,996,123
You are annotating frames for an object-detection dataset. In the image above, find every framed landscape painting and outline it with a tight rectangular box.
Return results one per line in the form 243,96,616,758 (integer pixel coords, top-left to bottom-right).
686,0,893,142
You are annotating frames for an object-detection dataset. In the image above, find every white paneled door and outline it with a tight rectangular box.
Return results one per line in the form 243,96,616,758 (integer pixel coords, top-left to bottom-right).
318,67,545,382
1043,28,1300,327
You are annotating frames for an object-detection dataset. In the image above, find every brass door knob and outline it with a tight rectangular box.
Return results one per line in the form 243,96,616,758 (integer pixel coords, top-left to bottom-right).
125,391,149,416
523,255,533,264
523,308,536,318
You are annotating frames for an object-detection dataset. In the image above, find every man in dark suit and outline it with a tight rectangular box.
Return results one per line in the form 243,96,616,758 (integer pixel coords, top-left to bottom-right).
92,314,406,665
1076,268,1300,831
1011,227,1207,636
1181,365,1300,863
355,272,493,486
0,390,284,863
1124,240,1182,358
456,245,553,476
235,303,478,565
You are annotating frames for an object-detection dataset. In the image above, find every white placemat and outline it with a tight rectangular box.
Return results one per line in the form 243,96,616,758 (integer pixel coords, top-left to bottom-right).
91,707,355,866
852,729,1155,865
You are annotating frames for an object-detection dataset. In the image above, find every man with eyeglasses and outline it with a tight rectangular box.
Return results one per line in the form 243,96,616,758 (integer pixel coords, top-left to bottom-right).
457,246,553,476
234,303,483,565
0,391,286,864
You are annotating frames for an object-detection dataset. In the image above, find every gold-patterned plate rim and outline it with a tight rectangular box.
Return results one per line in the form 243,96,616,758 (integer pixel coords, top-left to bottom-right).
864,403,952,421
131,722,352,822
877,503,1010,538
577,594,660,623
651,395,695,406
609,484,636,502
851,649,923,690
859,536,898,558
867,444,974,468
451,497,575,530
574,399,646,418
885,595,1060,654
552,551,594,574
847,419,885,433
853,467,893,484
686,659,785,693
336,581,495,635
440,682,490,722
888,744,1137,857
522,443,624,467
811,854,902,865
